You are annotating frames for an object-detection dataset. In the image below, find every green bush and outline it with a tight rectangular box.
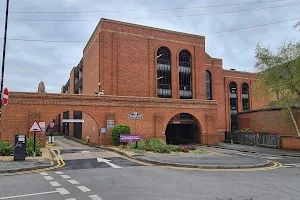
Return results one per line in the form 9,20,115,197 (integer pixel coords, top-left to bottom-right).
153,146,171,153
111,124,131,146
128,141,146,150
0,141,13,156
26,138,42,156
145,138,166,151
167,145,179,152
191,149,209,154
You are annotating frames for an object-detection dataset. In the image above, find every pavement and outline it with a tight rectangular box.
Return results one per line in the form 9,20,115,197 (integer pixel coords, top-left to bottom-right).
135,152,270,168
214,142,300,157
0,160,53,173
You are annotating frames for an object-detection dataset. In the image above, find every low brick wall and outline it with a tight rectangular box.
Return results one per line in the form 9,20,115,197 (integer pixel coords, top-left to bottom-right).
281,137,300,150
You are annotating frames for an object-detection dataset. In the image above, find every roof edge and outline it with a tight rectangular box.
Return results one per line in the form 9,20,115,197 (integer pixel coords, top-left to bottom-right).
100,18,205,40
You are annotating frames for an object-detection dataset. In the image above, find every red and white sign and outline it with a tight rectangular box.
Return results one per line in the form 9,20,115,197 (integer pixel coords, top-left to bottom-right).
29,120,42,132
2,88,8,106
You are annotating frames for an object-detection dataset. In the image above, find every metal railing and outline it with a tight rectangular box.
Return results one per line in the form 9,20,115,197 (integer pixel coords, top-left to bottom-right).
225,133,281,148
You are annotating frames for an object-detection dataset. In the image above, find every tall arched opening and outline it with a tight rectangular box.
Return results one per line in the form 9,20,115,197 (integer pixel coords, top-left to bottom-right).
165,113,201,145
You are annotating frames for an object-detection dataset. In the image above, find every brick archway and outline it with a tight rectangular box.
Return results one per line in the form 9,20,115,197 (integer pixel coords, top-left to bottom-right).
164,112,202,145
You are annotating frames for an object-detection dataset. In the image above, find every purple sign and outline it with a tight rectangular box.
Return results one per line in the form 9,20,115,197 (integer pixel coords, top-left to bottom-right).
120,134,141,142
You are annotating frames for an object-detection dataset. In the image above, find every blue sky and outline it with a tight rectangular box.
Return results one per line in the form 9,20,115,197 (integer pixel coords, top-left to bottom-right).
0,0,299,93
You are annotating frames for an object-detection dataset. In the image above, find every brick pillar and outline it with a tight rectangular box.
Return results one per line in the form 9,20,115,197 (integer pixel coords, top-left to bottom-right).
69,111,74,137
155,113,165,141
172,50,179,99
100,112,115,146
70,68,75,94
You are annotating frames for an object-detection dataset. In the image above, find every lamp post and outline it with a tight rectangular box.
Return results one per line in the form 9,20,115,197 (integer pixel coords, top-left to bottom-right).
0,0,9,108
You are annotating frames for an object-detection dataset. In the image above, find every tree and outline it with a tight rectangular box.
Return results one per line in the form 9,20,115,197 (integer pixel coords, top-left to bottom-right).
254,40,300,136
294,21,300,31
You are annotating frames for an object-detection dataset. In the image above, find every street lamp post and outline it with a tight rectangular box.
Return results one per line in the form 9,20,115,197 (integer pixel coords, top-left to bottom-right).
1,0,10,108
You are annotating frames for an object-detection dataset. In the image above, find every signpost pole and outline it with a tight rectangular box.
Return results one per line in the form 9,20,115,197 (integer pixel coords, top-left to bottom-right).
33,132,36,157
0,0,9,108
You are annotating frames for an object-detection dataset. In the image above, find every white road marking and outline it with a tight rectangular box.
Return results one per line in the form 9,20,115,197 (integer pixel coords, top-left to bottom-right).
56,188,70,195
282,166,293,168
44,176,54,181
49,181,61,187
97,158,122,169
40,172,48,176
0,191,58,199
89,195,103,200
284,164,296,166
77,186,91,192
65,198,76,200
81,151,90,153
263,156,284,160
68,180,80,185
55,171,64,174
61,175,71,179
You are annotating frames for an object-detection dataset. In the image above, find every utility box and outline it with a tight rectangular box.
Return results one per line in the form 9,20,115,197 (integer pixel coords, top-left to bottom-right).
13,134,26,161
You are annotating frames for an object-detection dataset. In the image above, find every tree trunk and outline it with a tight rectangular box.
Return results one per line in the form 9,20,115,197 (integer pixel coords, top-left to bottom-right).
288,107,300,137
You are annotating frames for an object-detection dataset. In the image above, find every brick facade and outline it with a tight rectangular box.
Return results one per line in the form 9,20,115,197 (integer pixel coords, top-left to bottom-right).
1,19,272,146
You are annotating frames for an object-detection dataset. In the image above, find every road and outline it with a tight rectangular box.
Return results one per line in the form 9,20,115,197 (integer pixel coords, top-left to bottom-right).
0,137,300,200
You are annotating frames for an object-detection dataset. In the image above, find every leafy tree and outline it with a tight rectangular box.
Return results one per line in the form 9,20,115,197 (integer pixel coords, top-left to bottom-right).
254,40,300,136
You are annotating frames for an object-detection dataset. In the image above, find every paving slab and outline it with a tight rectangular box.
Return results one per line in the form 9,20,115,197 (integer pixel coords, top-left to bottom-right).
0,160,53,173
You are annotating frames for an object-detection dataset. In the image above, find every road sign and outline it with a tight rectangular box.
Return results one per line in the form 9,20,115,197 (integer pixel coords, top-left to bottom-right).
39,122,45,133
128,112,143,119
101,128,106,134
29,120,42,158
29,120,42,132
120,134,141,142
107,120,114,128
2,88,8,106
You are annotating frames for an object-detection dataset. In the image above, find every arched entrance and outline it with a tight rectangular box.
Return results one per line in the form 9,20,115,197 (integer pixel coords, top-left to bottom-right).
53,110,100,144
165,113,201,145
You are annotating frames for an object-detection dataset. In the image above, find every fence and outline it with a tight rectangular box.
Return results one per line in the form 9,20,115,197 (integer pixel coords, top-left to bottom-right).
225,133,281,148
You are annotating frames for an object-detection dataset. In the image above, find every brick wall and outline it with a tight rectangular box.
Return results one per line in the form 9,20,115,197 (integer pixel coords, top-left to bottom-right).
239,109,300,136
281,137,300,150
1,92,219,146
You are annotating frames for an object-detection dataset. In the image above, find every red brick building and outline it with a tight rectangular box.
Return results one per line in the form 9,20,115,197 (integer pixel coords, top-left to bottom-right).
58,18,270,145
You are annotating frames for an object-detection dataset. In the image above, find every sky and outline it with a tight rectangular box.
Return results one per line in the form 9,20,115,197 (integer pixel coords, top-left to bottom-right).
0,0,299,93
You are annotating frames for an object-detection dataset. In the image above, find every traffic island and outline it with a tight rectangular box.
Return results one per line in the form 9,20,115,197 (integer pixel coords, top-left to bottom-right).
63,136,277,170
0,148,54,174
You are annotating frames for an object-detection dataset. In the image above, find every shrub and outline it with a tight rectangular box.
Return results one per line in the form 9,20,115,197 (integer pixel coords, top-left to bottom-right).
26,138,42,156
189,146,197,151
128,141,146,150
233,128,252,134
167,145,179,152
145,138,166,151
191,149,209,154
153,146,171,153
0,141,13,156
178,146,190,153
111,124,131,146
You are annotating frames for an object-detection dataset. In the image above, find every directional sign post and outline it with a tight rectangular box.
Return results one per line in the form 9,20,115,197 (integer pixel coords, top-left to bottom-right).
29,120,42,157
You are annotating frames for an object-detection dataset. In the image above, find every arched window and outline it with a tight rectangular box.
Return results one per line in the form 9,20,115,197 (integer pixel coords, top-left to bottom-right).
206,70,212,100
157,47,171,98
179,50,192,99
242,83,250,111
229,82,238,132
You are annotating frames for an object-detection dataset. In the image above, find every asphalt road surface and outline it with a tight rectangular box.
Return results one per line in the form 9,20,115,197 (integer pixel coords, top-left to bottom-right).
0,137,300,200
